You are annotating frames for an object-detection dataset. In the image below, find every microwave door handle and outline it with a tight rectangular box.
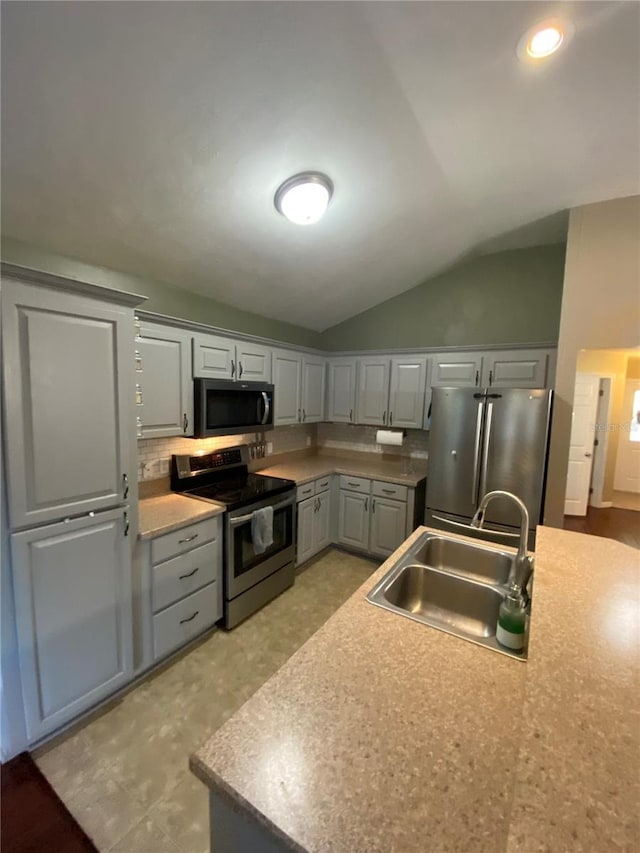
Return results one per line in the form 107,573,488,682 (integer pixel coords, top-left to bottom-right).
260,391,271,426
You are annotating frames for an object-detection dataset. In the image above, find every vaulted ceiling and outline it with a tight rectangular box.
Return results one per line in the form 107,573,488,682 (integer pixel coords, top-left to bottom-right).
2,1,638,330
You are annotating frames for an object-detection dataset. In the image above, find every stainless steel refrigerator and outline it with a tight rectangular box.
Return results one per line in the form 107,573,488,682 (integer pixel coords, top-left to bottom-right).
425,387,553,549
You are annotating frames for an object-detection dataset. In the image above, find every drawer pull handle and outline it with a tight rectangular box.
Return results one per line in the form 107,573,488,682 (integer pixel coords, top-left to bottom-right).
347,481,359,487
178,534,198,544
382,488,395,495
180,610,199,625
179,566,200,580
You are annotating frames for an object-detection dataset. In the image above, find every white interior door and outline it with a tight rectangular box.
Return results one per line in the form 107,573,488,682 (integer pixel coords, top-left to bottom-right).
564,373,600,516
614,380,640,494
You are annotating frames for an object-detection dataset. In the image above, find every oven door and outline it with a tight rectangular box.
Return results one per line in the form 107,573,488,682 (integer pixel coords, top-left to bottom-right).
226,492,296,599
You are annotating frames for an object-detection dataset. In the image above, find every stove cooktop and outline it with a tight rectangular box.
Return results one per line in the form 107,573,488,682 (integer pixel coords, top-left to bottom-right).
185,472,295,511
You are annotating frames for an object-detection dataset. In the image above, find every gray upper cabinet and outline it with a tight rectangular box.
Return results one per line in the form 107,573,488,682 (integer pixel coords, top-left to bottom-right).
272,349,302,425
236,341,272,382
11,507,133,741
192,333,236,379
137,321,193,438
389,356,428,430
301,356,326,423
482,349,550,388
2,280,133,529
326,358,357,423
430,352,483,388
192,333,271,382
356,357,391,426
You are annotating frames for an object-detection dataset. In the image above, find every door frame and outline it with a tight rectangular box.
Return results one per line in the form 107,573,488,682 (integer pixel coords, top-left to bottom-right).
589,374,615,508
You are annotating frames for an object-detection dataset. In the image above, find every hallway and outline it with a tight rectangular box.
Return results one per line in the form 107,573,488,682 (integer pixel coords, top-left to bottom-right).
564,506,640,549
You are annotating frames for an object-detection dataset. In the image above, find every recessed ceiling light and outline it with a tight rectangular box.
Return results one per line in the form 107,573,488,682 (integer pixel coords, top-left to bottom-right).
274,173,333,225
517,18,573,62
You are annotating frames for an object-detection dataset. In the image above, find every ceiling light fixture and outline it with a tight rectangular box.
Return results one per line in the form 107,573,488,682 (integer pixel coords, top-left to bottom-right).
274,172,333,225
517,18,573,62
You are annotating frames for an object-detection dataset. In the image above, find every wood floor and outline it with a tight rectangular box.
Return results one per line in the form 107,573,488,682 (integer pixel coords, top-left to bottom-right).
1,752,98,853
563,506,640,549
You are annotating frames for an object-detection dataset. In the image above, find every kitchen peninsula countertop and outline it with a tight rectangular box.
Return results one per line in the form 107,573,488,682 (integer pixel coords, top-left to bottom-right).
257,451,428,488
190,526,639,852
138,492,224,540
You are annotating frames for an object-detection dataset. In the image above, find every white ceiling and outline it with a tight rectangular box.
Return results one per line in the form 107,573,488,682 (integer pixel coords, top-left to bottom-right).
2,1,639,331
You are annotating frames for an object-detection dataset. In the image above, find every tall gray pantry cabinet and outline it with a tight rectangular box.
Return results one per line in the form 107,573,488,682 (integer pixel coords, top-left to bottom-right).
2,275,142,742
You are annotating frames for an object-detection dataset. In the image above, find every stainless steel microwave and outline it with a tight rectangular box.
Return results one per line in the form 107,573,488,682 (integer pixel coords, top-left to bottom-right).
193,379,274,437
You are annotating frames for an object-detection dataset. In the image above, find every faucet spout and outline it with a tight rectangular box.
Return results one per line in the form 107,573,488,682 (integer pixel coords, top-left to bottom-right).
471,490,532,593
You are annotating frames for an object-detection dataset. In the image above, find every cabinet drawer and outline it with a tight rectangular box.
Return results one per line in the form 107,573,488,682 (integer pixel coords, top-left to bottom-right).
296,482,316,502
152,540,221,613
151,516,220,564
153,582,221,661
372,480,408,502
339,475,371,494
315,476,331,493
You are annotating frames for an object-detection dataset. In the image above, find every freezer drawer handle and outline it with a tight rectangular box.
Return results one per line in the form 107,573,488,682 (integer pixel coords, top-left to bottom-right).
179,566,200,580
431,514,521,538
179,611,199,625
178,534,199,544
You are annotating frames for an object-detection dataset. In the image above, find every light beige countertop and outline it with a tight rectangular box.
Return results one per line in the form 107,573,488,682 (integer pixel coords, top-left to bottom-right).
190,526,639,852
257,451,428,488
138,493,224,540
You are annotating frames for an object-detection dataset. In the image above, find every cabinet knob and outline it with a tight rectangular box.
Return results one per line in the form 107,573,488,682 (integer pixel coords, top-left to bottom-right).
451,450,457,457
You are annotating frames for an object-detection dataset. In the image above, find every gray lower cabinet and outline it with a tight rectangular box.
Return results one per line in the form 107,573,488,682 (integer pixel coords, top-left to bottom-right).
369,497,408,558
11,508,133,742
296,478,331,566
338,491,371,551
148,516,223,663
1,279,134,529
137,321,193,438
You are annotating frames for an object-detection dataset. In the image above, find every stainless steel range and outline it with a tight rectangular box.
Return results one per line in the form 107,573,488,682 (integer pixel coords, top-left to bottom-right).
171,446,296,628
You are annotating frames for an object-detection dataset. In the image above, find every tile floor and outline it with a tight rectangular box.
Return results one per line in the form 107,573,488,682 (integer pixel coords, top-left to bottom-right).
33,549,376,853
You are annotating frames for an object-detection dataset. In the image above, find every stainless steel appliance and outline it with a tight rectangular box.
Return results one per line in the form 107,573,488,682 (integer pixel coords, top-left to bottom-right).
171,445,296,628
425,387,552,549
193,379,274,437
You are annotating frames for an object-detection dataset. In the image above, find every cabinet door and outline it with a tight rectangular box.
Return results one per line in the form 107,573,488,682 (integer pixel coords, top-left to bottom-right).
356,357,391,426
302,357,326,423
273,349,302,425
484,349,549,389
314,493,331,552
326,359,357,423
192,333,236,379
369,497,407,558
338,491,370,551
2,280,133,528
11,508,133,741
389,356,428,430
296,497,316,566
431,353,483,388
237,342,272,383
138,322,193,438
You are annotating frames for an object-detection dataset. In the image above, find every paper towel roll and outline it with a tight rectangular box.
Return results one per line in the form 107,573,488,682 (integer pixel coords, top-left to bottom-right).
376,429,404,446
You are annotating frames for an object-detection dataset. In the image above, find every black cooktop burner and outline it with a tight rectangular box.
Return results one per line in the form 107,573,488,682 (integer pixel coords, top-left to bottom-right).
186,472,295,510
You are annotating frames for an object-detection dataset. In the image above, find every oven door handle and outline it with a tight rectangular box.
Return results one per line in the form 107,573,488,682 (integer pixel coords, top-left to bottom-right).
229,495,294,527
259,391,271,426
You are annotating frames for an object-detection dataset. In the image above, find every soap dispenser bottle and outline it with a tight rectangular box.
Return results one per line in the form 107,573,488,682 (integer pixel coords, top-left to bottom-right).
496,585,527,652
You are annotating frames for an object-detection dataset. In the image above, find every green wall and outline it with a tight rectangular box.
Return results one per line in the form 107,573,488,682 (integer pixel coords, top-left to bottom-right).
319,244,566,351
0,236,322,348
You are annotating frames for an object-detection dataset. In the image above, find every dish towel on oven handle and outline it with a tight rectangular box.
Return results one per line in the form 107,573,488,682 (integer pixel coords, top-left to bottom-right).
251,506,274,554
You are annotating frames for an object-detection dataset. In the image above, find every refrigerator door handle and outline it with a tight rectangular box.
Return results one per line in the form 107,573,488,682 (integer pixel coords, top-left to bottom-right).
472,401,484,505
479,401,494,498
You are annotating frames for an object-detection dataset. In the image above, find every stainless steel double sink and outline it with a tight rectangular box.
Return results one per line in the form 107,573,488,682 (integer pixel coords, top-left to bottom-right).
366,531,530,660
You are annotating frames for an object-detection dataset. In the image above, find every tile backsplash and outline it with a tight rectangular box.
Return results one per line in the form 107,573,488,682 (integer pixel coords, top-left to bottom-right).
137,424,317,481
137,422,429,481
317,423,429,458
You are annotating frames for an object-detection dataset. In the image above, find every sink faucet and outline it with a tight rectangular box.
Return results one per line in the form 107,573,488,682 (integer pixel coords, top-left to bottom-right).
471,490,533,597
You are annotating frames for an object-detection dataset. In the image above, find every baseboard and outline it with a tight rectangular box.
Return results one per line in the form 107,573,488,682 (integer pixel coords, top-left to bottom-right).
589,500,613,509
